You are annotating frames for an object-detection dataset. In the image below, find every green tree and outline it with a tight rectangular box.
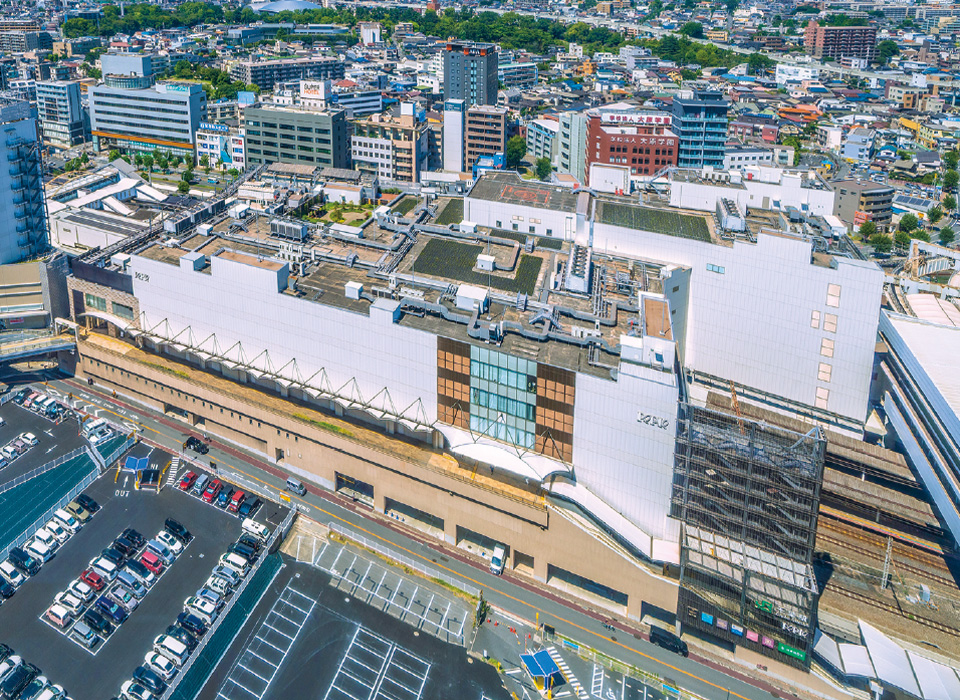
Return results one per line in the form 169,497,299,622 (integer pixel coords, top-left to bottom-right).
928,206,944,224
80,152,89,164
747,52,773,75
199,155,210,169
899,213,919,233
945,169,959,190
228,168,240,179
944,194,957,210
869,233,892,254
535,156,552,181
134,154,143,167
157,156,168,170
858,220,876,240
877,40,899,65
108,149,120,161
142,155,154,171
177,180,191,194
895,230,912,249
940,226,955,246
944,151,959,170
182,167,193,183
913,231,931,243
505,135,527,170
680,22,704,38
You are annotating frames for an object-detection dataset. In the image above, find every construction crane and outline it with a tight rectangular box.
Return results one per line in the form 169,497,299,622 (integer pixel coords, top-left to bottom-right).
730,380,746,436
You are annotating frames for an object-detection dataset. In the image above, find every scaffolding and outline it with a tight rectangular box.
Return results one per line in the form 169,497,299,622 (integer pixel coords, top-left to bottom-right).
671,403,826,668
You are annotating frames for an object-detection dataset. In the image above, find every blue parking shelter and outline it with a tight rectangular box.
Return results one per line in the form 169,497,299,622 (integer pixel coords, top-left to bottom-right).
520,649,563,692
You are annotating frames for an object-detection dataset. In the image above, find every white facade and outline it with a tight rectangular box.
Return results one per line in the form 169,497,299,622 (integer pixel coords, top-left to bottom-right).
775,64,820,85
351,134,394,180
723,147,773,170
195,124,245,170
443,100,466,173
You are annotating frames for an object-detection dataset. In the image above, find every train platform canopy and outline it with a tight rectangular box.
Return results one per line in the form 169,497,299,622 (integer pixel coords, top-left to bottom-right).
813,621,960,700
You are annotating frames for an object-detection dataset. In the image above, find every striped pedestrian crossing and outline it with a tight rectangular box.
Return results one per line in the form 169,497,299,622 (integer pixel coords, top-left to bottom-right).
547,646,589,700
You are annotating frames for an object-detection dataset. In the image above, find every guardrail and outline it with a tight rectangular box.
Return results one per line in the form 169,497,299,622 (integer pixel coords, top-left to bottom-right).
161,507,295,700
0,459,100,562
328,521,481,598
0,446,88,496
100,433,139,472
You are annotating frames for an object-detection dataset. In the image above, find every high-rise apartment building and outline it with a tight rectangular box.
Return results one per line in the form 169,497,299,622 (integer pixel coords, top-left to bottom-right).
351,104,429,184
443,41,499,107
0,99,47,264
36,80,88,150
229,58,345,92
671,88,728,169
243,105,349,170
557,111,588,183
464,105,508,171
803,21,877,61
89,82,207,157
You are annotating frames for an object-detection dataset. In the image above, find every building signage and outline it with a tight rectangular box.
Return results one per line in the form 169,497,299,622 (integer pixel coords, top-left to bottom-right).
164,84,191,93
600,112,671,125
200,122,229,133
135,272,150,282
777,642,806,662
637,412,670,430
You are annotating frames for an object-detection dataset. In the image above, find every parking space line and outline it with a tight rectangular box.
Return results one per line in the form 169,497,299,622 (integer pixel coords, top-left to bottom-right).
224,677,259,697
262,622,294,640
254,635,285,654
245,649,278,667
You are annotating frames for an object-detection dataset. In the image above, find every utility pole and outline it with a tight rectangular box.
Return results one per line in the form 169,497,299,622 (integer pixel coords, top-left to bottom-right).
881,536,893,589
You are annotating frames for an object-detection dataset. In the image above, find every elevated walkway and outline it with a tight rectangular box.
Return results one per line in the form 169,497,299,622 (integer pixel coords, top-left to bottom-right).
0,327,76,362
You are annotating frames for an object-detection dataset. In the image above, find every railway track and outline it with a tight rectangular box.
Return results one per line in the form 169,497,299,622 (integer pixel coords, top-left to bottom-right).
829,585,960,640
816,532,957,590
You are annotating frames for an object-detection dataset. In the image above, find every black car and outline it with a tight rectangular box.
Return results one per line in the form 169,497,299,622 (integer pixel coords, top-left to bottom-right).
133,666,167,695
215,487,234,509
125,559,153,583
237,533,263,553
100,547,126,566
236,497,262,518
83,608,114,635
164,518,192,544
112,537,137,557
0,581,14,599
121,528,146,548
176,612,208,637
227,542,257,563
165,624,198,651
76,493,100,512
8,548,40,576
12,389,29,404
0,644,12,663
184,436,209,455
0,661,40,699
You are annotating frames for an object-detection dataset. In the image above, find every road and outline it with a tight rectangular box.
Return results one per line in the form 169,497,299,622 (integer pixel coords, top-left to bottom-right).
42,375,797,700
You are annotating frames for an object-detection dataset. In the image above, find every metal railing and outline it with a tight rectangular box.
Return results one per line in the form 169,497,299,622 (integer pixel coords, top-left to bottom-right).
327,521,481,598
100,434,139,472
0,446,88,496
0,460,100,562
160,506,295,700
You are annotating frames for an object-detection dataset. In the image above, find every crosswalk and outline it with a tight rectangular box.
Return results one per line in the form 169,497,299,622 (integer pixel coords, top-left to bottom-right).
547,647,589,700
164,456,181,487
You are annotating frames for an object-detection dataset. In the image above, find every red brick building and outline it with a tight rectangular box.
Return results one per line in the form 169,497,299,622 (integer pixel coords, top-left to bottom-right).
585,112,678,183
803,21,876,61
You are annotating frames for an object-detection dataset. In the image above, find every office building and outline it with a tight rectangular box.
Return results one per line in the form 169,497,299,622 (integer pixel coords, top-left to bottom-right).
498,62,538,89
195,122,245,170
101,53,160,79
52,36,101,58
557,111,588,183
229,57,345,92
0,19,39,32
464,105,508,172
803,21,877,62
443,41,499,107
90,82,207,157
243,105,348,170
36,80,88,150
585,110,677,181
672,88,728,169
299,80,383,118
0,99,47,265
351,103,429,184
0,31,52,53
832,178,894,232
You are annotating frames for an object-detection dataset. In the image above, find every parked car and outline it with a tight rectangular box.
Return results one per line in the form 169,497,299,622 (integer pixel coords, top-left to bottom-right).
18,675,50,700
215,487,234,509
64,501,92,524
155,531,183,556
121,528,146,548
178,472,197,491
112,538,137,558
70,622,100,651
44,520,69,544
183,596,217,624
227,542,257,563
32,529,59,553
0,581,14,600
210,565,239,588
80,568,106,591
132,666,167,695
8,548,40,576
20,433,38,446
75,493,100,512
196,587,224,610
24,540,54,563
119,680,154,700
176,612,207,638
145,539,175,565
95,596,128,624
164,625,198,652
124,560,156,587
202,479,222,504
184,436,208,454
53,591,84,616
89,556,118,581
0,561,25,588
109,585,139,613
142,653,177,682
116,571,148,599
82,609,113,636
0,659,40,699
236,534,263,553
163,519,191,544
68,579,95,603
139,552,164,576
52,509,80,534
45,604,73,628
227,490,246,513
100,547,126,566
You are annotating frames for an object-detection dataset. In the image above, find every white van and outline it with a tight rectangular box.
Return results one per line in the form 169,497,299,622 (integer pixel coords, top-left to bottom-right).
53,509,81,534
219,553,248,576
241,519,270,542
489,545,506,576
153,635,189,666
90,556,118,581
82,418,107,437
46,604,73,628
0,560,25,588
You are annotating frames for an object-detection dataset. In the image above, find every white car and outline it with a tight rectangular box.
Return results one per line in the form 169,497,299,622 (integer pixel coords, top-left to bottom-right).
54,591,84,616
183,596,217,624
68,579,95,603
33,528,60,552
155,531,183,556
0,560,25,588
25,539,54,563
53,509,80,534
0,656,22,682
45,519,70,544
89,556,118,581
21,432,38,446
210,565,239,588
203,575,231,598
120,680,154,700
143,652,177,682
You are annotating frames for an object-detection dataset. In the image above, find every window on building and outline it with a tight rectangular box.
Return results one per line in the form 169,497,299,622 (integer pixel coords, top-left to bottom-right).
818,362,832,382
811,310,821,329
84,293,107,312
820,338,835,358
113,303,135,321
826,284,841,308
823,313,838,333
815,386,830,409
706,263,724,274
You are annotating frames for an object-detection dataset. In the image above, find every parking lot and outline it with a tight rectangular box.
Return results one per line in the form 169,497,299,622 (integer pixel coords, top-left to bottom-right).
0,391,88,486
0,463,284,700
199,562,509,700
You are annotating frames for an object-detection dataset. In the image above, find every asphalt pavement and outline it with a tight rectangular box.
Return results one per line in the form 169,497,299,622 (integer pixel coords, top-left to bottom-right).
43,376,784,700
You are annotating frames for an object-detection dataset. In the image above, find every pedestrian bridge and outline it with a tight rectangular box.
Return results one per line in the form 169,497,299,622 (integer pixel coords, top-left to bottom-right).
0,321,77,363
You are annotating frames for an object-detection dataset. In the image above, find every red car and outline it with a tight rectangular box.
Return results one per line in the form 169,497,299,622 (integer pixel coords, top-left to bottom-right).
202,479,222,504
227,490,246,513
80,569,105,591
179,471,198,491
140,551,164,575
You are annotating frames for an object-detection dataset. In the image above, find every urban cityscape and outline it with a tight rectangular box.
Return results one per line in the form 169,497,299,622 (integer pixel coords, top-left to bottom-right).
0,0,958,699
